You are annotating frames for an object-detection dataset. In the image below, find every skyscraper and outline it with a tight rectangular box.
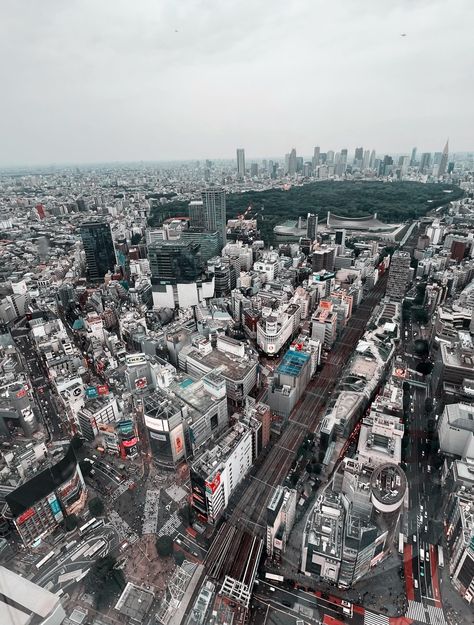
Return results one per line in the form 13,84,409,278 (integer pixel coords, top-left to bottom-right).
312,146,320,169
201,186,227,249
410,147,417,167
306,213,318,242
369,150,376,169
438,139,449,177
236,148,246,179
362,150,370,170
288,148,297,176
148,240,203,284
80,221,116,282
387,250,411,302
354,147,364,164
419,152,431,173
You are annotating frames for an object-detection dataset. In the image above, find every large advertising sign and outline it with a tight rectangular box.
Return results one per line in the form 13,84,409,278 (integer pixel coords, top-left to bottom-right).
47,493,64,522
86,387,98,399
170,424,185,461
135,377,147,390
16,508,35,525
205,472,221,495
97,385,109,396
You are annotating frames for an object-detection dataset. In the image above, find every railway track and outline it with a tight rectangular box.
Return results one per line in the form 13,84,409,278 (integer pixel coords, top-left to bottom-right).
229,272,389,535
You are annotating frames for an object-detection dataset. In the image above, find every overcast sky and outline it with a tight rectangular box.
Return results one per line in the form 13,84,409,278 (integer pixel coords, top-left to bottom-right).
0,0,472,166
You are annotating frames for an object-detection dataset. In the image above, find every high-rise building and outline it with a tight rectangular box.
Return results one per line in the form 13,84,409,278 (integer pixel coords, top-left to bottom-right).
419,152,432,173
362,150,370,170
410,147,417,166
236,148,245,179
326,150,335,165
288,148,297,176
250,162,259,177
201,187,227,248
354,147,364,164
340,149,348,167
80,221,116,282
307,213,318,242
369,150,376,169
148,240,203,284
312,146,320,168
386,250,411,302
438,139,449,177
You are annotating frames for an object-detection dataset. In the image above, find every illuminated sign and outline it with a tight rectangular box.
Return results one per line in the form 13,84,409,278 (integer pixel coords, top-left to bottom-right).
205,472,221,495
122,438,138,448
175,435,183,454
97,385,109,396
16,508,35,525
394,367,406,378
86,387,98,399
16,389,27,399
135,377,147,390
47,493,64,522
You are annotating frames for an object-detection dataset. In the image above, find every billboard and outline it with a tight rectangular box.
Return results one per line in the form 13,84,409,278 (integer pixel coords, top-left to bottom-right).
86,387,98,399
47,493,64,522
97,385,109,396
16,508,35,525
135,377,147,390
205,472,221,495
170,424,185,461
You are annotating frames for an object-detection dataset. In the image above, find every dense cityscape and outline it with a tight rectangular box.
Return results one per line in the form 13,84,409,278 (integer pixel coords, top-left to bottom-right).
0,144,473,625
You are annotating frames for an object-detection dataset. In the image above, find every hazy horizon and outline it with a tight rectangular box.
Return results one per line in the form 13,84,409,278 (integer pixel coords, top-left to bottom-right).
1,0,473,166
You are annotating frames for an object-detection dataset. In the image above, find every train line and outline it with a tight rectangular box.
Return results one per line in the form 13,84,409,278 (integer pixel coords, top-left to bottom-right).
229,272,388,535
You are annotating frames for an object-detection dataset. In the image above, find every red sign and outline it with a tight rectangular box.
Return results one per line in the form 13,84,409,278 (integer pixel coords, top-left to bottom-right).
16,389,27,399
175,435,183,454
17,508,35,525
135,377,147,389
122,438,138,448
205,472,221,494
97,385,109,395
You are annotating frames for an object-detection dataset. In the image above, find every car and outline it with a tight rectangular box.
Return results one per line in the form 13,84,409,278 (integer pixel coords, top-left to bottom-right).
413,535,417,543
414,579,419,589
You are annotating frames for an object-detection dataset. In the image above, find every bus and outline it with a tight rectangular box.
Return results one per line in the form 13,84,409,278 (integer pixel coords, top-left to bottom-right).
84,540,107,559
265,573,284,583
36,550,55,570
438,545,444,568
78,517,97,535
398,532,405,555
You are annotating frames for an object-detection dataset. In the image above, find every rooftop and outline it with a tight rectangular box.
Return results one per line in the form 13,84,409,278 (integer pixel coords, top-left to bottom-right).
276,349,310,377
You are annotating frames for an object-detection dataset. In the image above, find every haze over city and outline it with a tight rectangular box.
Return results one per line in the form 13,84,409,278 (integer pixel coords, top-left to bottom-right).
1,0,474,166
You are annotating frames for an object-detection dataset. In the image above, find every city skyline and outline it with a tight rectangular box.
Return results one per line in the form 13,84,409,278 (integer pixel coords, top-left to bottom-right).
1,0,473,166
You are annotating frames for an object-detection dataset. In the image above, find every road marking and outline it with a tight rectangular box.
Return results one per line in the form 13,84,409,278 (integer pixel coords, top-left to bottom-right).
364,611,390,625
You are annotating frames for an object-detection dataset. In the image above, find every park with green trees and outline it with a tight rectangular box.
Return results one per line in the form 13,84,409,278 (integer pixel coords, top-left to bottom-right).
148,180,463,244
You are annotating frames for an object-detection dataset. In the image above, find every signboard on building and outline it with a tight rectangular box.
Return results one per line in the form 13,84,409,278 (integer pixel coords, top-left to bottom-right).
86,387,98,399
16,508,35,525
47,493,64,522
205,472,221,495
135,377,147,390
97,385,109,396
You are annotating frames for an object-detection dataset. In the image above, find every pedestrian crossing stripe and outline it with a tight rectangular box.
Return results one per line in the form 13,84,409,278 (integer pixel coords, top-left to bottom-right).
364,611,390,625
407,600,428,622
427,604,446,625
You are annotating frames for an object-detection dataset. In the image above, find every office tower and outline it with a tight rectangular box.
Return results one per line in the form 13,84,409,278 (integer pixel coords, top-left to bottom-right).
369,149,376,169
250,163,259,177
189,200,206,228
288,148,297,175
296,156,304,172
340,149,348,166
181,228,220,263
387,250,411,302
335,229,346,248
438,139,449,176
312,146,320,168
433,152,442,166
383,155,393,175
326,150,335,165
419,152,431,173
448,162,454,174
362,150,370,170
80,221,116,282
354,147,364,164
236,148,245,179
148,240,203,284
307,213,318,242
201,186,227,248
401,155,410,175
410,147,417,166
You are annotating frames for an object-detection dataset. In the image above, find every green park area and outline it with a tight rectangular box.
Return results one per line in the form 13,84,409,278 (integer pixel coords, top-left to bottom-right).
148,180,463,244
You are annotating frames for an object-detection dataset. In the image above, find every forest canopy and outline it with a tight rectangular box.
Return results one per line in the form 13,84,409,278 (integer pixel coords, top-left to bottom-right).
148,180,463,244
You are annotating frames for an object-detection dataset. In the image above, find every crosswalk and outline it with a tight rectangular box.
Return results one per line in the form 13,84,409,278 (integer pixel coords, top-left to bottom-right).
364,611,390,625
406,600,447,625
158,511,180,537
427,604,446,625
